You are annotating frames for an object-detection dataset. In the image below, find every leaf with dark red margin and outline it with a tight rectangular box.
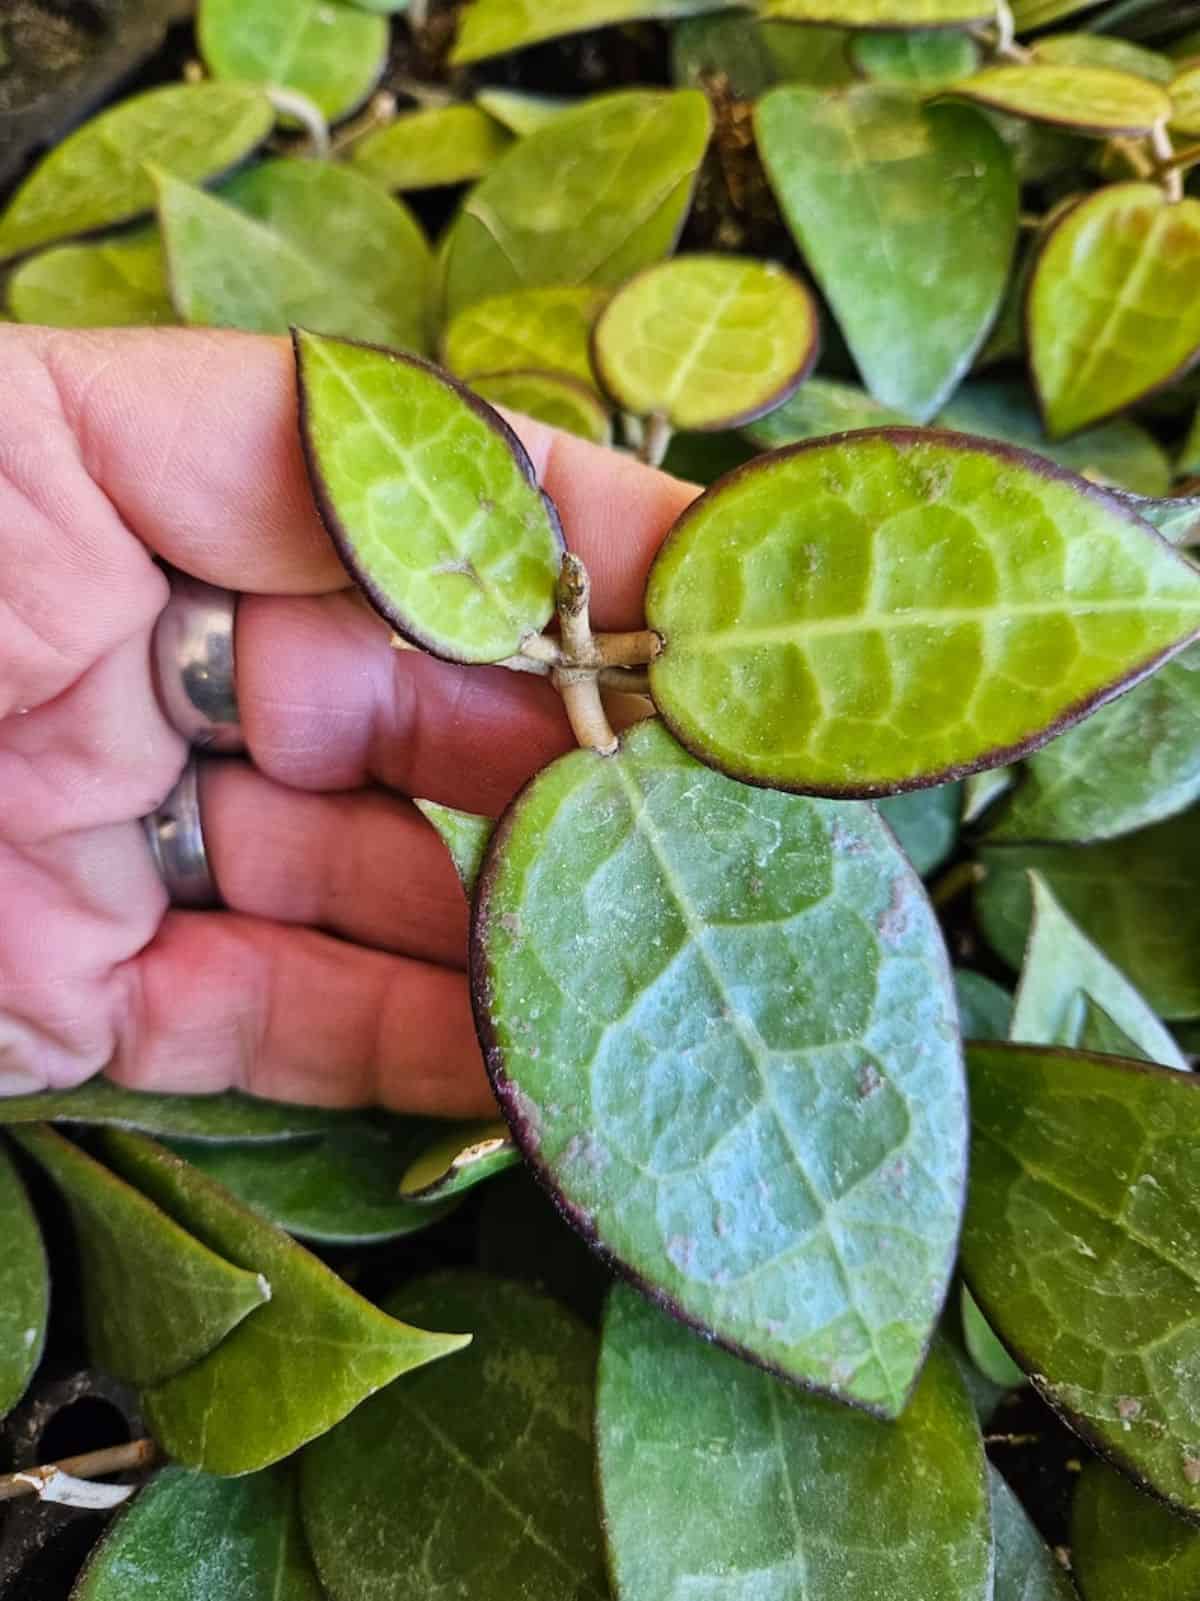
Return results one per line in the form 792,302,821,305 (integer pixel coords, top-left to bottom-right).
947,64,1171,137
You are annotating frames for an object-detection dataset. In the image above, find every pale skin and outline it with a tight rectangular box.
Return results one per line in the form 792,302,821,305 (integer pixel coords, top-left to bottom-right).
0,326,697,1115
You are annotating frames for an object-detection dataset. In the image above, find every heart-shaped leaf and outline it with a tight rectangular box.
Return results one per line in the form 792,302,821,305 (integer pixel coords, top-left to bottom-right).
991,1465,1077,1601
0,1142,47,1419
470,370,613,445
473,717,965,1416
673,13,856,96
645,430,1200,795
744,375,913,447
1073,1459,1200,1599
962,1289,1025,1387
158,161,433,353
414,798,495,896
851,27,980,87
877,781,963,875
451,0,734,64
1028,184,1200,439
102,1130,469,1474
598,1285,991,1601
399,1120,518,1201
0,83,273,263
956,970,1014,1040
962,1040,1200,1518
7,229,173,327
348,104,511,190
756,86,1016,420
0,1079,348,1141
10,1125,268,1386
198,0,387,123
442,287,608,388
1171,65,1200,135
300,1272,607,1601
441,89,711,319
1033,34,1172,82
763,0,989,20
74,1465,324,1601
948,65,1172,136
592,254,818,431
294,329,564,663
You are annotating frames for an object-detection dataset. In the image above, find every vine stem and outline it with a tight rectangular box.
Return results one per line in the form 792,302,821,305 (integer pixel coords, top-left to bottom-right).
552,555,618,755
0,1439,158,1504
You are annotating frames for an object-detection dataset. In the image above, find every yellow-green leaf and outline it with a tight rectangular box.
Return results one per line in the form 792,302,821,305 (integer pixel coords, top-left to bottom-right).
348,105,511,190
7,229,173,326
470,370,612,444
949,64,1172,136
198,0,387,123
1171,65,1200,135
442,287,607,386
763,0,989,22
451,0,736,64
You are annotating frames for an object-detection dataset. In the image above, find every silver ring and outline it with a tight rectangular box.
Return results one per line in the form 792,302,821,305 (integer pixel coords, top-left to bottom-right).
151,570,244,752
142,755,221,908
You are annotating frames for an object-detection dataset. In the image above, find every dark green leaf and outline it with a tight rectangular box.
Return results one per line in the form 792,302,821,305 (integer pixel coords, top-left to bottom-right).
948,65,1172,137
7,229,173,326
348,105,511,190
451,0,732,64
991,1464,1077,1601
659,428,757,485
470,370,613,445
413,798,495,896
672,13,855,97
743,375,913,449
956,970,1014,1041
0,1141,48,1419
962,1287,1025,1388
1072,1459,1200,1600
0,1078,348,1141
398,1120,518,1201
442,286,608,387
1078,996,1153,1062
198,0,387,123
851,27,980,88
876,780,962,875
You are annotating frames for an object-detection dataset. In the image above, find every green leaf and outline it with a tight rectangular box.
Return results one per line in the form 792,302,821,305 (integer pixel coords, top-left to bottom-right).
0,1078,348,1141
474,88,575,136
948,65,1172,137
962,1040,1200,1519
348,105,511,190
101,1130,469,1475
851,28,980,88
1180,410,1200,476
1078,995,1152,1061
1034,33,1174,84
0,1142,47,1419
0,83,273,264
645,430,1200,795
763,0,989,20
1073,1459,1200,1601
1108,488,1200,546
1028,184,1200,439
991,1465,1077,1601
743,375,913,448
198,0,387,123
1171,65,1200,136
74,1465,323,1601
1013,0,1103,25
157,160,432,354
672,14,855,97
474,717,965,1416
10,1125,268,1386
442,286,608,387
591,254,818,431
451,0,733,64
300,1272,607,1601
963,764,1016,824
660,428,757,485
955,970,1014,1041
756,86,1016,421
7,229,173,326
876,781,962,875
398,1120,518,1201
976,809,1200,1019
441,89,711,319
598,1286,991,1601
962,1287,1025,1387
413,798,495,896
294,329,564,664
470,370,613,445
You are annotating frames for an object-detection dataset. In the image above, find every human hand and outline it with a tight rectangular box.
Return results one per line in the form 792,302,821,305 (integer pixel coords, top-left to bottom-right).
0,327,696,1114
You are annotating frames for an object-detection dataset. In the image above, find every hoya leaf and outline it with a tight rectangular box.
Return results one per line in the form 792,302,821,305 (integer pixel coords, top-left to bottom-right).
955,970,1014,1041
73,1465,323,1601
101,1130,468,1475
876,780,962,876
471,370,613,445
1034,34,1173,84
398,1120,518,1201
473,717,965,1416
1012,0,1095,24
158,161,433,354
1072,1459,1200,1601
851,28,980,88
1078,996,1152,1062
0,83,273,263
962,1287,1025,1388
300,1272,607,1601
762,0,989,21
0,1142,48,1419
672,14,855,97
451,0,733,64
591,255,818,431
1171,66,1200,136
991,1465,1077,1601
948,65,1172,137
0,1078,347,1141
10,1125,268,1386
441,89,711,319
645,430,1200,795
962,764,1016,825
976,808,1200,1019
1009,874,1187,1069
1107,488,1200,546
756,86,1016,421
962,1041,1200,1519
442,287,608,387
198,0,388,123
348,105,511,190
413,798,495,897
744,375,913,448
474,88,575,136
7,229,173,326
294,329,563,664
1028,184,1200,439
598,1286,991,1601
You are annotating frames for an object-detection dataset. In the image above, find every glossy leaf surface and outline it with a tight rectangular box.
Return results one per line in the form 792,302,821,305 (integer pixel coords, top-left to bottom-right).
451,0,731,63
1029,185,1200,439
0,83,273,263
991,1465,1077,1601
950,65,1171,136
851,27,979,87
646,430,1200,795
474,718,965,1416
756,85,1016,420
1072,1459,1200,1601
294,330,563,663
399,1120,518,1201
0,1079,346,1140
442,286,606,386
962,1042,1200,1517
763,0,988,19
301,1272,606,1601
956,970,1014,1041
7,230,172,326
413,798,495,896
876,781,962,876
744,375,912,448
0,1142,47,1419
470,371,612,444
348,105,511,190
198,0,387,122
598,1286,991,1601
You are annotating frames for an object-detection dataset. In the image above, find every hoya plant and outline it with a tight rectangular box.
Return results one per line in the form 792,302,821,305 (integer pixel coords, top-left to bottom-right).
3,0,1200,1597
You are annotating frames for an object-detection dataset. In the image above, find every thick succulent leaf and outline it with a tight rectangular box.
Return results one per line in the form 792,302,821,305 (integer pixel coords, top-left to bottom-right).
348,105,511,190
1010,874,1187,1069
10,1125,268,1386
962,1288,1025,1388
0,83,273,263
598,1286,991,1601
949,65,1172,136
962,1041,1200,1518
473,717,965,1416
592,255,818,431
442,286,607,386
300,1272,606,1601
851,28,980,87
441,89,711,319
763,0,989,20
0,1142,48,1419
294,329,563,663
1171,65,1200,135
198,0,387,122
876,781,962,876
102,1130,469,1475
955,970,1014,1040
451,0,731,63
470,370,612,445
645,430,1200,795
673,14,855,96
991,1465,1077,1601
413,798,495,896
158,161,432,353
756,86,1016,421
474,88,575,136
1034,34,1173,83
0,1079,346,1141
1028,184,1200,439
399,1120,518,1201
976,810,1200,1019
7,230,173,326
744,375,913,448
73,1465,323,1600
1073,1459,1200,1600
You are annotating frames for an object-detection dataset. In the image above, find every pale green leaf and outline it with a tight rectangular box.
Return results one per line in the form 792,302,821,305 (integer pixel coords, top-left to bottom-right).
1107,488,1200,546
763,0,989,20
398,1120,518,1201
991,1465,1077,1601
1034,34,1173,84
949,65,1172,137
1171,65,1200,135
876,781,962,875
7,229,173,327
348,105,511,190
198,0,387,122
956,970,1014,1040
441,286,608,386
851,28,980,88
743,375,913,448
413,798,495,896
474,88,575,136
0,1078,348,1141
470,370,613,444
451,0,734,64
962,765,1017,824
962,1287,1025,1387
1072,1459,1200,1601
0,1141,47,1419
672,14,855,96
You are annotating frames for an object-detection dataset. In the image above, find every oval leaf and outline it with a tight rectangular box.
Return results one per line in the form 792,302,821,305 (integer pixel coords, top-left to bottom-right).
451,0,732,64
349,104,511,189
763,0,989,20
1072,1459,1200,1600
0,1079,348,1141
7,230,173,327
645,430,1200,795
851,27,981,87
198,0,387,123
992,1464,1077,1601
474,88,576,136
442,286,608,387
949,65,1172,136
0,1142,48,1419
1034,34,1173,83
294,329,564,664
398,1119,518,1201
470,370,613,445
473,717,965,1416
